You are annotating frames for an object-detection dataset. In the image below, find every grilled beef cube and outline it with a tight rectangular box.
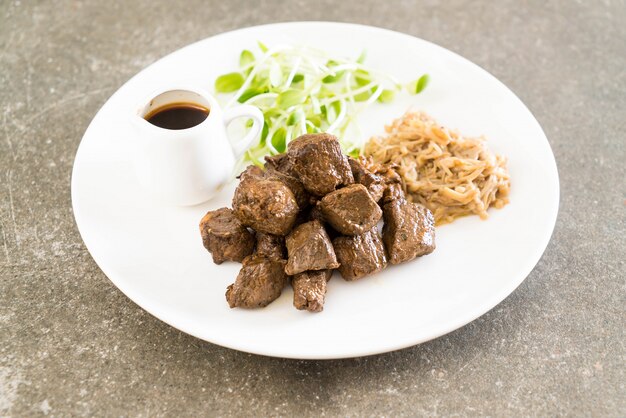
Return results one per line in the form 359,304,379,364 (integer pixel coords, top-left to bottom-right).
238,164,265,183
382,182,405,203
264,153,294,175
286,133,354,196
240,161,310,210
378,165,402,185
256,232,285,261
199,208,255,264
285,220,339,275
348,157,386,202
382,194,436,265
318,184,382,235
292,269,333,312
232,177,299,236
226,255,287,308
303,205,343,240
264,168,311,210
360,157,403,185
333,227,387,280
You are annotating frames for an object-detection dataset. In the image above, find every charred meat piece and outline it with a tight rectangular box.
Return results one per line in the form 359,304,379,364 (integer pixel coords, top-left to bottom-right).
240,162,310,210
382,182,405,204
232,178,299,236
333,227,387,280
285,220,339,275
287,133,354,196
264,168,311,210
199,208,255,264
379,165,402,185
256,232,285,261
238,164,265,183
305,203,343,240
319,184,382,235
360,157,403,185
292,269,333,312
349,157,386,202
382,194,436,265
264,153,294,175
226,255,287,308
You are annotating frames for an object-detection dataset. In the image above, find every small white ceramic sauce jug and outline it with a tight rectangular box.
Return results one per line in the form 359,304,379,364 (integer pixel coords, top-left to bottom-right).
132,86,263,206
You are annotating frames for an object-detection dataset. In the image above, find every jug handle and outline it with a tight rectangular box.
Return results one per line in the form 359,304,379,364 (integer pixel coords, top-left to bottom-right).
223,105,264,158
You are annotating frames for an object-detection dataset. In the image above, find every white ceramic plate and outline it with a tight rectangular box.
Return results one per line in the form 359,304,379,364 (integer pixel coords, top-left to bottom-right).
72,22,559,359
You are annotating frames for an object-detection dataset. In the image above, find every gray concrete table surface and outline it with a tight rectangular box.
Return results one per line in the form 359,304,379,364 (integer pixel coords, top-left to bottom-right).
1,0,625,416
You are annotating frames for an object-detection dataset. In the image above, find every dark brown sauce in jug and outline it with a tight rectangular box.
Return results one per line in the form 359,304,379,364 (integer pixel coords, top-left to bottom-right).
145,103,209,130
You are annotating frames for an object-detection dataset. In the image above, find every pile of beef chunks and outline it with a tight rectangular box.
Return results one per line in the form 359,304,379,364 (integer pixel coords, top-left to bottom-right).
199,133,436,312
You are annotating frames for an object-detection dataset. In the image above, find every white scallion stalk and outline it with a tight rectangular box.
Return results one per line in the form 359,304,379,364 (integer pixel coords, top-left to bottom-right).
283,56,301,88
363,84,385,106
326,99,347,134
318,82,379,106
243,92,279,104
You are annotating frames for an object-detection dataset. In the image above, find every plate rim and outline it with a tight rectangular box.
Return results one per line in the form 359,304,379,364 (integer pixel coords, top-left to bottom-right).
71,21,560,359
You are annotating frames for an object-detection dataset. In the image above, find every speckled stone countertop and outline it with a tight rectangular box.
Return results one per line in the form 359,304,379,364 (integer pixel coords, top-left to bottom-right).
1,1,624,416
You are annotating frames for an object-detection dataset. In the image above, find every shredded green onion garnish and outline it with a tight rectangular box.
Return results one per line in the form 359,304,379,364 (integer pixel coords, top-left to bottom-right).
214,43,428,166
